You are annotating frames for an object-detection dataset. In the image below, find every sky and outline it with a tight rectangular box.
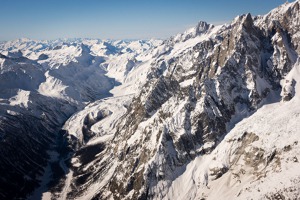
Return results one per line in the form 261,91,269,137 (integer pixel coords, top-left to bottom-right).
0,0,290,41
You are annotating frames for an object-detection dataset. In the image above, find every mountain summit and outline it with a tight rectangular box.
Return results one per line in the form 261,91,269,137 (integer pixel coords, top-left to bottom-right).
0,1,300,200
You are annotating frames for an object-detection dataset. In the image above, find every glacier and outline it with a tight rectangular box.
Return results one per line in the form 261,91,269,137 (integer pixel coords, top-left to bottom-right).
0,1,300,200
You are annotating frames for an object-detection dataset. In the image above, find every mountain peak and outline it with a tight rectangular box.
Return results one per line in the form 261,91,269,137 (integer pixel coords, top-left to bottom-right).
195,21,214,34
1,1,300,200
18,37,31,42
241,13,254,29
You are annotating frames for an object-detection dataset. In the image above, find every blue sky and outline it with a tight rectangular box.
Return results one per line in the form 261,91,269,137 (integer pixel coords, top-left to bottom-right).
0,0,288,41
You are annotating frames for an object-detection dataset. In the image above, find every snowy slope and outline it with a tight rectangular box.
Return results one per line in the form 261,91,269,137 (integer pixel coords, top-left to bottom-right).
46,1,300,200
1,1,300,200
63,95,132,146
167,61,300,200
0,38,161,199
1,39,162,101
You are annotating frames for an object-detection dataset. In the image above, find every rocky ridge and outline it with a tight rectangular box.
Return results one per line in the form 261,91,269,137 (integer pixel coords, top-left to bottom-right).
0,1,300,200
0,39,160,199
53,1,300,200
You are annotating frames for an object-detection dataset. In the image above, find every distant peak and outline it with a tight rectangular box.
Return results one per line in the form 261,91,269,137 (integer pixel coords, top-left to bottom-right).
7,50,23,58
242,13,253,26
79,43,91,54
18,38,32,42
195,21,214,33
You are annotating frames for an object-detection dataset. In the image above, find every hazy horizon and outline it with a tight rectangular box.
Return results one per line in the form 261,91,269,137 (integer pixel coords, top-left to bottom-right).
0,0,289,41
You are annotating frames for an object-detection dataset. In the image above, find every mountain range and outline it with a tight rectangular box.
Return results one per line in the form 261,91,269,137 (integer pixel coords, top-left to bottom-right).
0,1,300,199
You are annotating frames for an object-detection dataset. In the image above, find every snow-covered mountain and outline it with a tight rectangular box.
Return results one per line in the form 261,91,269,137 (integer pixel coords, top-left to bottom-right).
0,39,161,199
1,1,300,200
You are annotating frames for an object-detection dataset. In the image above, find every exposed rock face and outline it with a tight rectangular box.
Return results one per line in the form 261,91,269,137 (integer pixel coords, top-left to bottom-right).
0,97,76,199
1,1,300,200
52,1,300,200
0,55,78,199
0,40,160,199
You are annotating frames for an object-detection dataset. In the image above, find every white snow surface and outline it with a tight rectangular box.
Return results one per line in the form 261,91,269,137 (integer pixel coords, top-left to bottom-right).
165,62,300,200
2,2,300,198
9,89,31,108
63,95,132,144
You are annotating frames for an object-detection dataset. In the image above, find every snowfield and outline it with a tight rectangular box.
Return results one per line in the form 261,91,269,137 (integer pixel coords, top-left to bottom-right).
1,1,300,200
167,63,300,200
